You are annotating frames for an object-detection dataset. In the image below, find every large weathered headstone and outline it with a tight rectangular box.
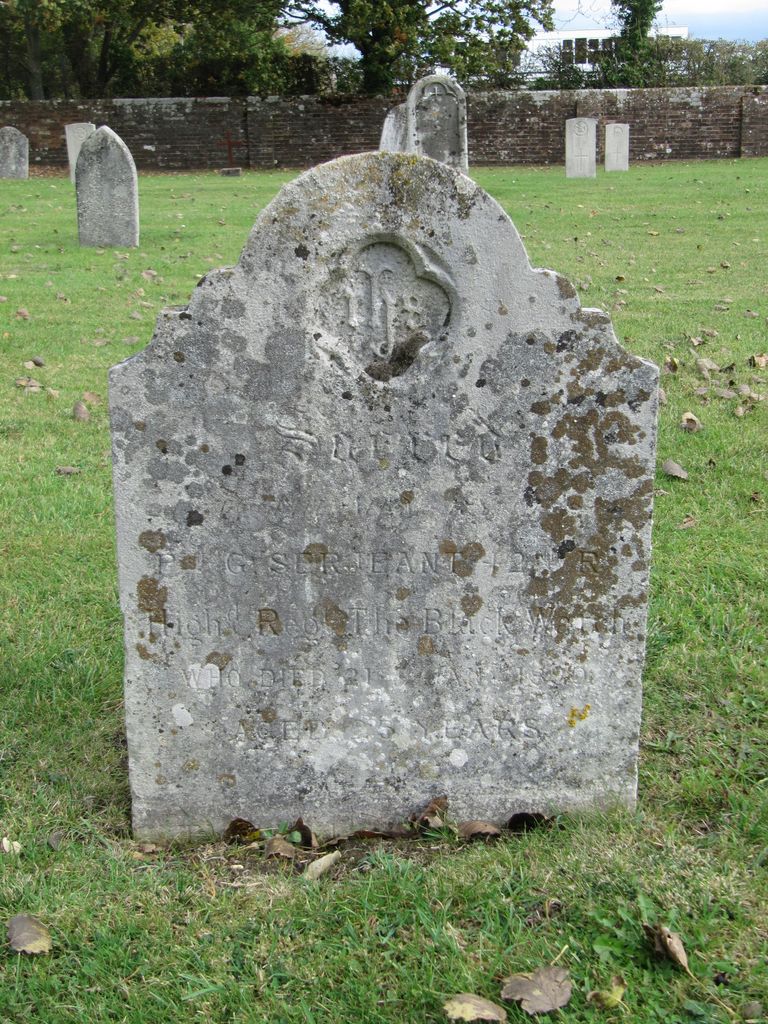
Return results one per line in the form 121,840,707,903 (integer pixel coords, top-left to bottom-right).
0,127,29,179
110,152,658,841
565,118,597,178
65,122,96,183
76,126,139,248
605,123,630,172
380,75,468,172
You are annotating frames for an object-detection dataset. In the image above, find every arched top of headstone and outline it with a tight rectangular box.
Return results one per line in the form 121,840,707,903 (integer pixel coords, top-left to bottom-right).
0,125,27,142
110,151,658,840
0,126,29,179
76,125,137,180
118,150,647,387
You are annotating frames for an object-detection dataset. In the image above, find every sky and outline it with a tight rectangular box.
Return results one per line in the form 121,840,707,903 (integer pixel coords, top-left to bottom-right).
551,0,768,42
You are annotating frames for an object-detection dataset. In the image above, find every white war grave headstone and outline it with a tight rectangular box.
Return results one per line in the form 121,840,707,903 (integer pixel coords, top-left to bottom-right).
110,152,658,840
65,122,96,183
565,117,597,178
605,123,630,172
0,127,29,179
380,74,468,172
76,126,139,248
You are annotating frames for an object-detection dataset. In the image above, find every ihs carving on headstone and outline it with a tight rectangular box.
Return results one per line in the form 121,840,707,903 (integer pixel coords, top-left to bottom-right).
110,151,658,841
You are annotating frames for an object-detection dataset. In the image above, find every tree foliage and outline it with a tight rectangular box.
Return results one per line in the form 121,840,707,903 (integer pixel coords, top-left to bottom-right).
280,0,554,93
528,35,768,90
0,0,311,98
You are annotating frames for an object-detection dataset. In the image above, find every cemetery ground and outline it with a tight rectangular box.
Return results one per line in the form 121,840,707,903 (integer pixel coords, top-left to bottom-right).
1,158,766,1024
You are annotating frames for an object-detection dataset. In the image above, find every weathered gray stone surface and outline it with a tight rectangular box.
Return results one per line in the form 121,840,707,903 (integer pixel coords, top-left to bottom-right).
76,126,139,247
565,117,597,178
605,123,630,172
110,151,658,841
65,122,95,183
379,104,407,153
0,127,29,179
380,75,468,172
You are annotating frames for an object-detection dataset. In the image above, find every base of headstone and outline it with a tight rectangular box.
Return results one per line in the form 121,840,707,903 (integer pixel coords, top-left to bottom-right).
219,167,242,177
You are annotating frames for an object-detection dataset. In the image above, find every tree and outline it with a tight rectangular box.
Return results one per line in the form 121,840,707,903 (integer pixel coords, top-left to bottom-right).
612,0,661,53
279,0,554,94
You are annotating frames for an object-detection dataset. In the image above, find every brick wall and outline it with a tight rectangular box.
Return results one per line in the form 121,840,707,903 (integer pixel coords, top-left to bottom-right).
1,86,767,171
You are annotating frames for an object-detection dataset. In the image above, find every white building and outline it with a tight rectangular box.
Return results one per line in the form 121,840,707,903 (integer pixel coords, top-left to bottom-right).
526,26,689,72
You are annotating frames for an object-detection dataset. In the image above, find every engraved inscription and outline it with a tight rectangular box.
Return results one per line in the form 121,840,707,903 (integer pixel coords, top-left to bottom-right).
319,240,452,380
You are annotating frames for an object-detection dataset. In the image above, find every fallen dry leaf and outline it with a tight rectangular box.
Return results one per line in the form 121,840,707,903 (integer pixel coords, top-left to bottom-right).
82,391,102,406
264,836,297,860
678,515,697,529
15,377,41,392
696,357,720,378
735,405,746,418
714,387,737,399
501,966,572,1015
55,466,81,476
7,915,52,954
224,818,260,843
740,1000,764,1021
680,411,703,432
458,820,502,841
444,993,508,1021
658,387,668,406
1,837,22,855
587,976,627,1010
15,307,30,320
412,795,449,829
643,923,693,975
662,459,689,481
304,850,341,880
663,356,679,374
72,401,90,422
748,353,767,369
744,310,760,318
47,831,64,851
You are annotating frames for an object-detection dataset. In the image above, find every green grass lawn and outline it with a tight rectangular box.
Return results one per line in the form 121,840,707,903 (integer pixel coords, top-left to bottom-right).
0,159,766,1023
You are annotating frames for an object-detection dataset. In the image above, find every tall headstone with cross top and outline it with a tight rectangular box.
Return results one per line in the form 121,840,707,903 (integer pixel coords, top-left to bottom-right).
566,118,597,178
380,74,468,172
110,151,658,840
605,123,630,172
